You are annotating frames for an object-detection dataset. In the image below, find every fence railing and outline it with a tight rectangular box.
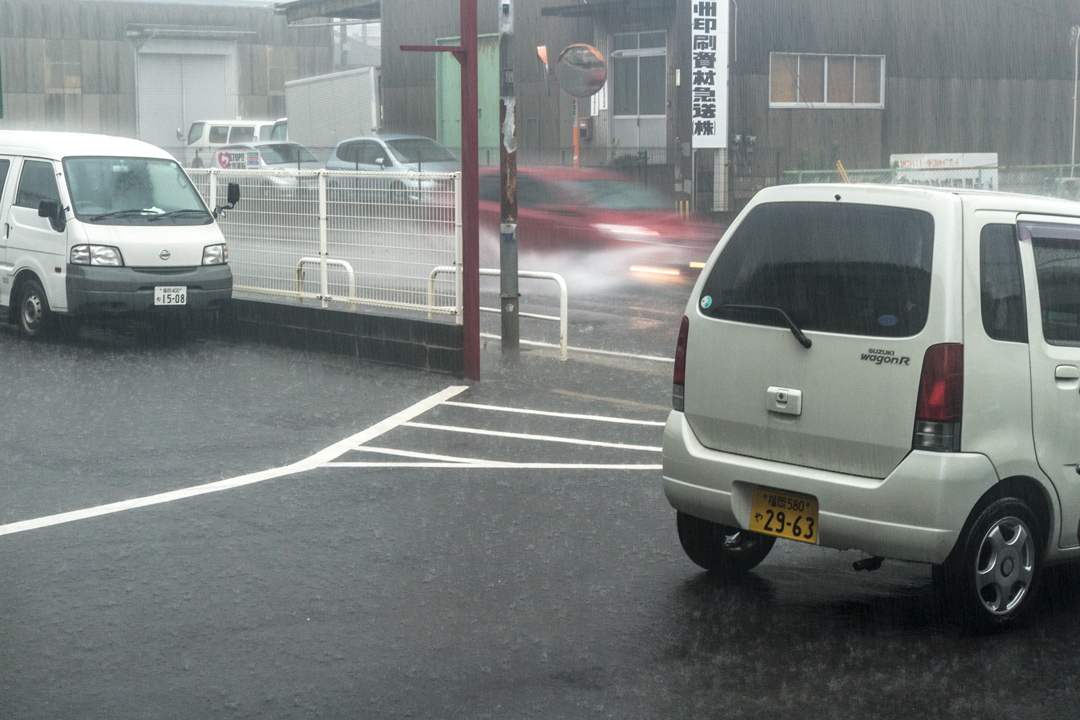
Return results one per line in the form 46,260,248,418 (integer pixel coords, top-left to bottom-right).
784,163,1080,200
188,168,462,319
428,266,569,361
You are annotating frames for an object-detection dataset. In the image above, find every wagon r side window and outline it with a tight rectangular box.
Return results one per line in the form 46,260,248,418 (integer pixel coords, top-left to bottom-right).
1025,224,1080,346
14,160,60,210
980,223,1027,343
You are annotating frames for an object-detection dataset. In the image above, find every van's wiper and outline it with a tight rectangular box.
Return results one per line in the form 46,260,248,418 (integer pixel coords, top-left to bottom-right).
147,209,210,223
721,304,813,349
87,209,155,221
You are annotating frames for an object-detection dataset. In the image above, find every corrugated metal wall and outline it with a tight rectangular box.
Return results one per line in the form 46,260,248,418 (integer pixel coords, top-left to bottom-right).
0,0,333,153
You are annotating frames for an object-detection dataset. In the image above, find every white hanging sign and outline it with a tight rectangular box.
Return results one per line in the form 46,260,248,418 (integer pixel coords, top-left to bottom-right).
690,0,729,150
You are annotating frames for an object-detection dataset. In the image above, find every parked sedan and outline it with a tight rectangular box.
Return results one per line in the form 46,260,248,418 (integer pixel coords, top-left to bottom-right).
478,166,714,279
216,141,322,198
326,134,459,206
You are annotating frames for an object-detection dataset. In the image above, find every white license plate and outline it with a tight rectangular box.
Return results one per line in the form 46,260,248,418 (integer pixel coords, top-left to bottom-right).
154,286,187,306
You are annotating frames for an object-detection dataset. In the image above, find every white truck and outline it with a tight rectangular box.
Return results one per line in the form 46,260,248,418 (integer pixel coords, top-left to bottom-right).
284,67,381,163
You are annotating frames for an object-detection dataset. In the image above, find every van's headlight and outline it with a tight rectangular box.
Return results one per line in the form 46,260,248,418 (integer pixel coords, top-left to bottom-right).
202,243,228,265
70,244,124,267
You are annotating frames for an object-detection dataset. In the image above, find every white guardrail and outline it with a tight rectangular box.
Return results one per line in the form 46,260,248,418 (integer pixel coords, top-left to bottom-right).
428,266,569,361
189,168,463,316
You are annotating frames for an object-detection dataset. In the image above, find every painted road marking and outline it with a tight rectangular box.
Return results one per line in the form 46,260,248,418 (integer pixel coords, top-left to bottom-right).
0,384,664,538
399,421,663,452
0,385,469,538
325,462,663,470
441,401,666,426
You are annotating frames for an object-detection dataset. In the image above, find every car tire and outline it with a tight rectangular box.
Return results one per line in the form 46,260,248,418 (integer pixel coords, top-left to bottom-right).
676,511,776,575
939,497,1042,633
17,279,51,340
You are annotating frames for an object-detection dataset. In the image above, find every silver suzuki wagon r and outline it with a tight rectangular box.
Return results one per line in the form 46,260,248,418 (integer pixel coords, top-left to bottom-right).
663,183,1080,631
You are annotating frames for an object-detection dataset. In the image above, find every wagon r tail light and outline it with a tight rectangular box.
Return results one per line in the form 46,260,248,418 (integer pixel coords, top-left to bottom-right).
913,343,963,452
673,316,689,411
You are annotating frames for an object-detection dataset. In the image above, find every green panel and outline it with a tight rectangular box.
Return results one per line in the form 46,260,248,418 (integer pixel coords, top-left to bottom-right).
437,35,499,153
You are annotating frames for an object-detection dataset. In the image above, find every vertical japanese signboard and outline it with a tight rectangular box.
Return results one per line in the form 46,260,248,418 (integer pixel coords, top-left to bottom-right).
690,0,728,149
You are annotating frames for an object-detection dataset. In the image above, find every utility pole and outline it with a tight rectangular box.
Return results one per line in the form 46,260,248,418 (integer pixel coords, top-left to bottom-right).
499,0,520,355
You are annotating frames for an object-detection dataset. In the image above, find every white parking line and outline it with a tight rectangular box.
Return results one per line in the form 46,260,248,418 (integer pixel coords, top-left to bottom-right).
400,421,663,452
324,462,663,470
442,401,666,426
0,384,662,539
0,385,469,538
331,445,661,470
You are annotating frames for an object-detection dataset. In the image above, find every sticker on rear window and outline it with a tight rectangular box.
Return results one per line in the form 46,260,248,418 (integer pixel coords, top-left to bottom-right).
877,314,899,327
700,295,713,309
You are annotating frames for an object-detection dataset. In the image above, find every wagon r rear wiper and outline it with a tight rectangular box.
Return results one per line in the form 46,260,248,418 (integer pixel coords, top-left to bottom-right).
721,304,813,349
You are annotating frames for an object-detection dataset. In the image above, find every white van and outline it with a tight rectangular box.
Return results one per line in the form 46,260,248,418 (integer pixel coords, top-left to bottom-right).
177,119,277,167
0,131,238,338
663,183,1080,631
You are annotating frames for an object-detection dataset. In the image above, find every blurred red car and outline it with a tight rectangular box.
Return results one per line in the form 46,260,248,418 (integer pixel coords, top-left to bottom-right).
477,166,715,280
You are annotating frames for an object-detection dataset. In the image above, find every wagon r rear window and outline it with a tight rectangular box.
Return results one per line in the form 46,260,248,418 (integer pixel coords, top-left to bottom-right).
699,201,935,337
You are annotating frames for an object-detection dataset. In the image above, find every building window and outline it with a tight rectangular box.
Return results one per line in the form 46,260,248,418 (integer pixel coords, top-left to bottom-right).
612,31,667,117
769,53,883,108
45,42,81,95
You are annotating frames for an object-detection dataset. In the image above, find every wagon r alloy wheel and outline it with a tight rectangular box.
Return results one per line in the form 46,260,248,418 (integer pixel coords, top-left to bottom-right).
974,515,1035,615
942,497,1042,632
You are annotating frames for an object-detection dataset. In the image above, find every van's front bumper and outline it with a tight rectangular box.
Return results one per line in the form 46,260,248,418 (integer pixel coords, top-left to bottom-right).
662,411,999,565
66,264,232,315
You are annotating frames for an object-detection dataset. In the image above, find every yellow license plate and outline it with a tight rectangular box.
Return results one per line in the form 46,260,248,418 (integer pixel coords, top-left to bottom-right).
749,488,819,544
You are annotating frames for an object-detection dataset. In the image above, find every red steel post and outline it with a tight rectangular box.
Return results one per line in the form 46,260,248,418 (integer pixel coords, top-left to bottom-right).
459,0,480,380
400,2,480,380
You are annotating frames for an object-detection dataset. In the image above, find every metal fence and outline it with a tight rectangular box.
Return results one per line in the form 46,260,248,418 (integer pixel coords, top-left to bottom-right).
785,163,1080,201
300,145,671,168
188,168,462,320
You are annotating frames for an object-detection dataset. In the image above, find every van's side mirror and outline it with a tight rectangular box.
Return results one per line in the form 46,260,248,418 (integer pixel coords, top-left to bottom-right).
176,128,184,141
213,182,241,219
37,199,65,232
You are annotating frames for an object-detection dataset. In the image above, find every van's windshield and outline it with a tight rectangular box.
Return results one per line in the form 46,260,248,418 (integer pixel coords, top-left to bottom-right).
186,122,205,146
63,157,211,225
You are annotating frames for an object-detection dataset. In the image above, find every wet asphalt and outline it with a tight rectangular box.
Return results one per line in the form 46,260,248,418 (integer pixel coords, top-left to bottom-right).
3,275,1080,719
